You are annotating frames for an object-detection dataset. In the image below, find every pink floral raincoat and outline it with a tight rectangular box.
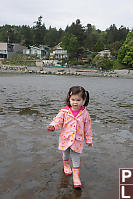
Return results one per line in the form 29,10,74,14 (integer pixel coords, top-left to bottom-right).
49,106,93,153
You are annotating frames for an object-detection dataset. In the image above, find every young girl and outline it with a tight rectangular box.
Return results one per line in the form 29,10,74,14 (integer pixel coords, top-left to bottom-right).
48,86,93,189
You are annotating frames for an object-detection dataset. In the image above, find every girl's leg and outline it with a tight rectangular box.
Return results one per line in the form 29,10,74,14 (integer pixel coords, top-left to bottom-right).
62,147,70,161
62,148,72,175
70,149,80,168
70,149,82,188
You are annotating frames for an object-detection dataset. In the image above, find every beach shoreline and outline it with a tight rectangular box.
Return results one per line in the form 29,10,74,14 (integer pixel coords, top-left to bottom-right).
0,65,133,79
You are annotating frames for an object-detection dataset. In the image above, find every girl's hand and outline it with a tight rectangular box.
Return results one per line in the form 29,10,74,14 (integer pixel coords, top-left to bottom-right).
48,125,55,132
88,143,93,147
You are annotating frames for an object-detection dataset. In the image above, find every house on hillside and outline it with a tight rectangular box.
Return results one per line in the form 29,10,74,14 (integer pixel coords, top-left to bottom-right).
0,43,27,60
23,45,50,59
50,43,68,59
98,50,111,57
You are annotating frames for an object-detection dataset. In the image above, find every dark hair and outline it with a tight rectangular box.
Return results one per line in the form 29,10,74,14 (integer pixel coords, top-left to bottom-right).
65,86,89,107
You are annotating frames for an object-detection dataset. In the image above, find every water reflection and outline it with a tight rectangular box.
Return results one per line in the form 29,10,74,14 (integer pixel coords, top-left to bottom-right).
56,172,84,199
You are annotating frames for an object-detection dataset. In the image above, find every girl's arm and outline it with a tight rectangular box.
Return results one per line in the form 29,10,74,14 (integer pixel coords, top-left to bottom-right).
48,110,64,131
84,112,93,146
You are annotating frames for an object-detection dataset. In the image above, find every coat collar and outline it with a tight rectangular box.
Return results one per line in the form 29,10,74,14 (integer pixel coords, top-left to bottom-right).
60,106,86,118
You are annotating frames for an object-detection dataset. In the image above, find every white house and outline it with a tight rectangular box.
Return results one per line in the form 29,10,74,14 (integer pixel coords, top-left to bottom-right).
98,50,111,57
51,43,68,59
23,45,50,59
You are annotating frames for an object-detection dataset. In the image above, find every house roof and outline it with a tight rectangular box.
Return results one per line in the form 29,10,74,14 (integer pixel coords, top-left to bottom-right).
29,45,50,51
0,42,14,50
98,50,111,53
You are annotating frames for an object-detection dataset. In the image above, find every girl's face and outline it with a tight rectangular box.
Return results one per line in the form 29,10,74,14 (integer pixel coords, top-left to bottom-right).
70,94,83,110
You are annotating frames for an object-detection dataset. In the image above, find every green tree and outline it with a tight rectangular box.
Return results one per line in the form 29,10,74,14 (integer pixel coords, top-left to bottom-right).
94,39,104,52
105,24,119,44
20,25,33,46
107,41,122,57
61,33,79,59
105,24,129,44
32,16,46,46
118,26,129,41
65,19,85,47
92,54,113,70
84,25,105,51
0,25,18,43
117,31,133,67
44,26,62,47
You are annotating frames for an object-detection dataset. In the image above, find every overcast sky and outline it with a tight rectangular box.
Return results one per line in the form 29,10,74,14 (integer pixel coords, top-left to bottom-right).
0,0,133,30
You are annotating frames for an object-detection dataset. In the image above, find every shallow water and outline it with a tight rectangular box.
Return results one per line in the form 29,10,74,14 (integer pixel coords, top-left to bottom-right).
0,74,133,199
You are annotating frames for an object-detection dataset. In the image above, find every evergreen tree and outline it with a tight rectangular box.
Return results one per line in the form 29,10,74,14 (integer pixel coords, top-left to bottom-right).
32,16,46,46
65,19,85,47
117,31,133,67
44,26,60,47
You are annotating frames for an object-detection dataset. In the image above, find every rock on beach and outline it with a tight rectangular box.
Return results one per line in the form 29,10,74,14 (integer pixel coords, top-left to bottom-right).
0,65,133,78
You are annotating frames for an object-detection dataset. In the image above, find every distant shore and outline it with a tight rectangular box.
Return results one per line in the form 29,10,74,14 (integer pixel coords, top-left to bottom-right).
0,65,133,79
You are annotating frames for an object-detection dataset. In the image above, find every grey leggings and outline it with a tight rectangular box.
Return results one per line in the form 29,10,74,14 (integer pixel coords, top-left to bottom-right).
62,147,80,167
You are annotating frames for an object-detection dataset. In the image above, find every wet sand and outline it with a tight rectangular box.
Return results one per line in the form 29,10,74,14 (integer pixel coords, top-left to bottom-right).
1,120,133,199
0,74,133,199
0,124,119,199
